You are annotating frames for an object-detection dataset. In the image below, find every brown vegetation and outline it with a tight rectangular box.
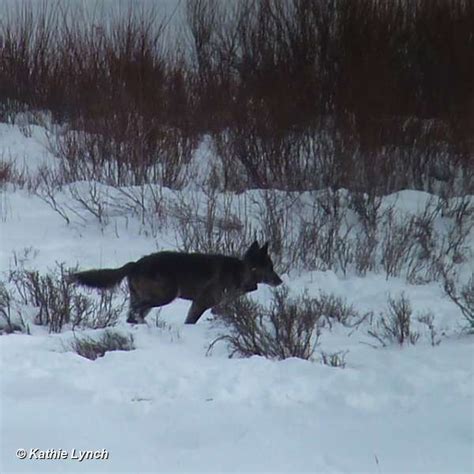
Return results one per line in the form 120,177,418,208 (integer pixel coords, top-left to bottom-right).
0,0,471,193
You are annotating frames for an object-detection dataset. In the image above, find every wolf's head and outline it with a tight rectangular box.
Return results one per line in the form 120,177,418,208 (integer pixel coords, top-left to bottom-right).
243,241,283,287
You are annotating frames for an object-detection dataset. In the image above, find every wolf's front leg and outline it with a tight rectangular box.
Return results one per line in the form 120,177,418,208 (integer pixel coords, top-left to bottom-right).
185,301,209,324
126,307,151,324
185,284,225,324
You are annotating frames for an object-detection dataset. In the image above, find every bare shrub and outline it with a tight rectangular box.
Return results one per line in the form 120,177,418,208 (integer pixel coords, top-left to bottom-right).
381,212,417,279
9,262,75,332
209,288,322,360
295,190,354,274
0,161,14,186
314,292,368,330
0,159,33,192
210,288,365,360
441,273,474,330
49,122,195,189
417,311,441,346
405,200,440,283
69,182,108,224
172,187,254,256
368,293,419,346
114,184,168,237
35,166,169,235
70,330,134,361
250,190,303,273
320,350,348,369
315,190,354,275
349,192,385,275
34,165,71,224
353,233,377,277
70,290,126,331
213,128,323,191
0,282,29,334
8,260,125,332
439,196,473,264
377,196,471,284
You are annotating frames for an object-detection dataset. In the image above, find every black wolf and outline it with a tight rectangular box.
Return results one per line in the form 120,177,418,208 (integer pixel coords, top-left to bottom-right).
69,241,282,324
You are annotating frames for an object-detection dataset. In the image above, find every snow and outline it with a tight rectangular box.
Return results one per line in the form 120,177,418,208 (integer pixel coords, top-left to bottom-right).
0,123,55,172
0,122,473,473
1,324,472,473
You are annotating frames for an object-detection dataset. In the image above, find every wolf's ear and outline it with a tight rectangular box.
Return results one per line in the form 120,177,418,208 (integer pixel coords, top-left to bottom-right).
244,241,260,259
260,242,269,254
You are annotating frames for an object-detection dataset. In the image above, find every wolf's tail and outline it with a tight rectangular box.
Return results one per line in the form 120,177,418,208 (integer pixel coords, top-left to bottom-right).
69,262,136,289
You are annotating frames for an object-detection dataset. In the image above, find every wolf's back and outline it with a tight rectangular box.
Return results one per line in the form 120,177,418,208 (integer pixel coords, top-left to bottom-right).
70,262,136,289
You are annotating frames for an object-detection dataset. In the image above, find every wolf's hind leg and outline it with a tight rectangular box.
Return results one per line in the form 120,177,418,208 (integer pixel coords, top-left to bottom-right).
127,280,152,323
127,274,177,324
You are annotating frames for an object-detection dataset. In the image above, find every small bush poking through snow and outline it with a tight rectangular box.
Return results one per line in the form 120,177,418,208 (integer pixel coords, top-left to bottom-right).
0,282,29,334
8,259,126,332
441,273,474,331
368,293,420,346
319,351,348,369
70,331,135,361
0,161,13,187
210,287,362,360
314,291,365,329
417,311,441,346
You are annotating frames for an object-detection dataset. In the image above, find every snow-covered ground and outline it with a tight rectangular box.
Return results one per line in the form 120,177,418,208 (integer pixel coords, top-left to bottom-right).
0,122,473,473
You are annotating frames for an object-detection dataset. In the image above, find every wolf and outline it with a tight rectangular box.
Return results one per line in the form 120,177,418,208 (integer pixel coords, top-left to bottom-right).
69,241,282,324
